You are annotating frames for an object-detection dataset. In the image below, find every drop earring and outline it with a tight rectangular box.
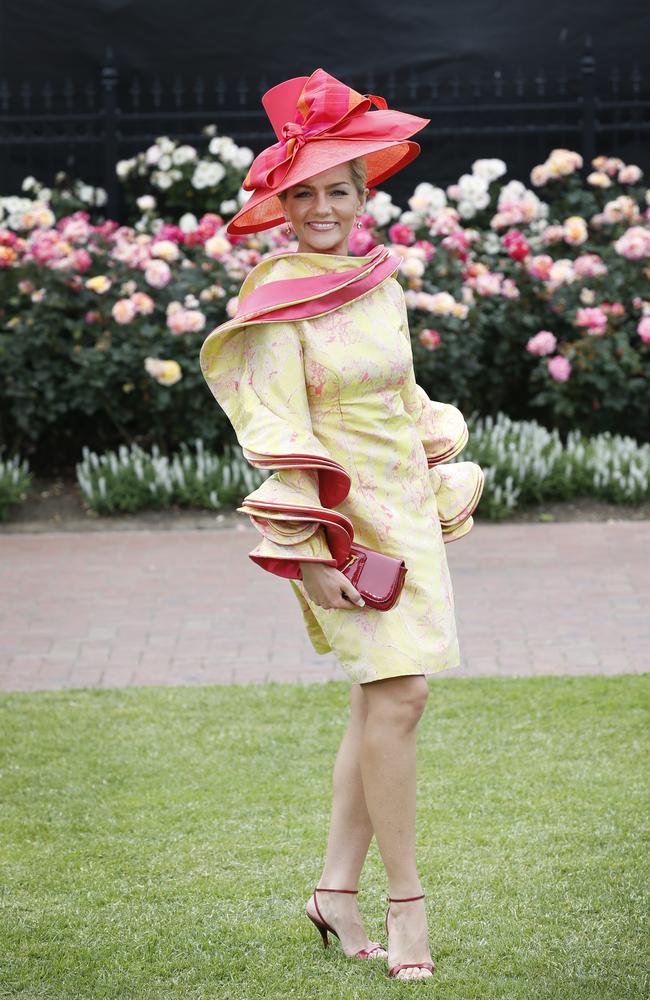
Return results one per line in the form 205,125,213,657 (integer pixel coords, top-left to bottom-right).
356,219,363,229
284,220,292,235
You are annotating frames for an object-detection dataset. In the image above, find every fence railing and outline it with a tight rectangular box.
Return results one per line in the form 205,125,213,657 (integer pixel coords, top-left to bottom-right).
1,35,648,220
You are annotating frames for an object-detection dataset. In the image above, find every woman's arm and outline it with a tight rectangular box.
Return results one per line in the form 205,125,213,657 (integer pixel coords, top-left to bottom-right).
200,315,364,599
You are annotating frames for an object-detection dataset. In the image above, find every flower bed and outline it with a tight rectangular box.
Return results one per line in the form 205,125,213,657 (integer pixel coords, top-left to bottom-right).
1,133,648,478
3,412,648,523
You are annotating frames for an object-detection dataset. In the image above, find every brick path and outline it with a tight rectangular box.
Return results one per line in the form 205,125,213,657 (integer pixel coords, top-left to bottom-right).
1,521,648,691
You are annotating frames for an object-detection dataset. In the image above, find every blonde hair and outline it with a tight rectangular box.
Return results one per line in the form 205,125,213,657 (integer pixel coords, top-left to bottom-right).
278,157,367,202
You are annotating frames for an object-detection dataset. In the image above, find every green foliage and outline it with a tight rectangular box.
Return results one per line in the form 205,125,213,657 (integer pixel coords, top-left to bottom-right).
457,412,650,518
0,238,237,471
76,439,266,514
0,451,31,520
72,416,650,519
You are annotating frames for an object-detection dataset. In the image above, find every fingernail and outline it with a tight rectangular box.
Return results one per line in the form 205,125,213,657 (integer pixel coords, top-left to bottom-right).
357,598,365,607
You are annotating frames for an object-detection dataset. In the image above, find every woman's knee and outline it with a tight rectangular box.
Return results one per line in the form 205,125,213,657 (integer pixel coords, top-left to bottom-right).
363,674,429,727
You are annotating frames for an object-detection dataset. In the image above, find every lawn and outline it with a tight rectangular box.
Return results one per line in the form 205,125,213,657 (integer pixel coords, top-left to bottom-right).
1,675,648,999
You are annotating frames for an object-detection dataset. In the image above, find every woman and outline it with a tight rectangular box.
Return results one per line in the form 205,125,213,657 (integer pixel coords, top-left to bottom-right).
199,68,484,982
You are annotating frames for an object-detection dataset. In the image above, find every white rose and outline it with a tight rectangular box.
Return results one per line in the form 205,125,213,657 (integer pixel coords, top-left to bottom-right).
472,158,507,182
457,200,477,219
457,173,489,200
116,158,136,180
500,179,526,200
408,182,447,214
145,145,162,166
172,145,198,165
156,137,175,154
152,172,174,190
235,146,254,168
219,199,238,214
179,213,199,232
137,194,157,212
21,176,37,192
398,210,420,227
158,154,173,171
209,136,236,158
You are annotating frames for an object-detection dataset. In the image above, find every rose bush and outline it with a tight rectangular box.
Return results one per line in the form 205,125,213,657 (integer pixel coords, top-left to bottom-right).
1,140,648,476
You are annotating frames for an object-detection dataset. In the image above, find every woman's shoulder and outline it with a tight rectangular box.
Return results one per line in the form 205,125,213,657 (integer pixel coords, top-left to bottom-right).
238,251,301,300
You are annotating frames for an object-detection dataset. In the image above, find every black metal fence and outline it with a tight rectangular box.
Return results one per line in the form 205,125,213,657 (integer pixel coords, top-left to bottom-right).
1,35,648,220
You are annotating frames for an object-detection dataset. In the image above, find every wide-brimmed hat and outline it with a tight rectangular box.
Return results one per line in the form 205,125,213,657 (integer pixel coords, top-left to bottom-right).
225,67,430,236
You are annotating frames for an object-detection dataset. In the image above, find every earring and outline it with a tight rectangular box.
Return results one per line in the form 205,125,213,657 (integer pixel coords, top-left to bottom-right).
356,219,363,229
284,221,292,235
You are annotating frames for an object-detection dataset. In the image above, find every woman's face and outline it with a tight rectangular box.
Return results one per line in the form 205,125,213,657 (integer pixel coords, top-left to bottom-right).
281,162,367,255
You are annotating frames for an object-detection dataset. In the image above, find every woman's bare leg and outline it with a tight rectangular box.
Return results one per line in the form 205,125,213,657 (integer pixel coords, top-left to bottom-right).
358,673,433,980
306,683,387,957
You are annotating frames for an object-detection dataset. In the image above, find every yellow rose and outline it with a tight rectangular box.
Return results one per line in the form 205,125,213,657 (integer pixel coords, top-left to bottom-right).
85,275,112,294
144,356,182,386
587,171,611,188
563,216,588,245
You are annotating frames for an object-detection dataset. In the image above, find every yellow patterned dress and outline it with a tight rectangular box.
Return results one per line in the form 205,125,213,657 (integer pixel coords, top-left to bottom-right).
199,247,484,684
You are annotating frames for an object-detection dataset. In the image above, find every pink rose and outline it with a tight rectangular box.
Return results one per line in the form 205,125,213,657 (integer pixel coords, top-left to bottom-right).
71,248,92,273
348,228,378,256
527,330,557,356
388,223,416,246
638,316,650,344
418,328,441,350
547,355,572,382
131,291,155,315
526,254,554,281
413,239,436,261
573,253,608,278
502,229,530,261
575,307,608,334
144,259,172,288
112,298,137,325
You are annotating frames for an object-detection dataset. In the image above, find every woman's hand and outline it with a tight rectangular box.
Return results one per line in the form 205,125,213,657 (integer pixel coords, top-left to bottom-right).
299,562,365,610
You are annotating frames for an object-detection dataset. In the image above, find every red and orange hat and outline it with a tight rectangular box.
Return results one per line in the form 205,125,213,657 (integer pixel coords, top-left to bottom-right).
226,67,430,236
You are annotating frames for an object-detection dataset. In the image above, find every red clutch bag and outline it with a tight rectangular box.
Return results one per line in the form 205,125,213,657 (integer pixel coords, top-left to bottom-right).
340,542,408,611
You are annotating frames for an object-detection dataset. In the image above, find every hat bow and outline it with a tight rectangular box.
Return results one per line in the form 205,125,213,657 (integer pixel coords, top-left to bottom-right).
243,68,387,192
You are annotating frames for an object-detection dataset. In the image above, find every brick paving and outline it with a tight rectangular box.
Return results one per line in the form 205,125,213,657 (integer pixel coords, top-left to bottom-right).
1,521,648,691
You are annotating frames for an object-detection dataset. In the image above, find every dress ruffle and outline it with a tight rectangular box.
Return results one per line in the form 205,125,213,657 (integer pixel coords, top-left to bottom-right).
199,247,484,579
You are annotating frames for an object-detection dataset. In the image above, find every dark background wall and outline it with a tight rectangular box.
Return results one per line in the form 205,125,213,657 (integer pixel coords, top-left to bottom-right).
1,0,648,211
1,0,648,84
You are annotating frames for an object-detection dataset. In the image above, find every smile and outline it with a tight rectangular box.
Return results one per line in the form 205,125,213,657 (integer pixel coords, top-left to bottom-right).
307,222,338,230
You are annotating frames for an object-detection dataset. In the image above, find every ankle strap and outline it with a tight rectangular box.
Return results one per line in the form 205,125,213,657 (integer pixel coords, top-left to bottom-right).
314,886,359,894
388,893,425,902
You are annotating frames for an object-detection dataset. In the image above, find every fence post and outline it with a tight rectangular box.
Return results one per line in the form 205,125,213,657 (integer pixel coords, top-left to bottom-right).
580,34,596,169
101,46,119,220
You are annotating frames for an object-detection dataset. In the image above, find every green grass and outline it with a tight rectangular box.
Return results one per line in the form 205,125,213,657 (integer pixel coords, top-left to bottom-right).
1,675,648,999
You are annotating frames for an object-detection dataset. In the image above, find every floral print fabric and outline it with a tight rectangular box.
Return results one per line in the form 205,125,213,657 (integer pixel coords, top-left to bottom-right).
200,250,484,683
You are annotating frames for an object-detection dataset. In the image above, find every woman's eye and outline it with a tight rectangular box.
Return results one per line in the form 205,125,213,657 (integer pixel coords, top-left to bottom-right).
295,190,347,197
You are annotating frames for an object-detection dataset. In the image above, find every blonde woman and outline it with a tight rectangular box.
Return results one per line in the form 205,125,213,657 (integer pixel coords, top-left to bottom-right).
200,68,484,982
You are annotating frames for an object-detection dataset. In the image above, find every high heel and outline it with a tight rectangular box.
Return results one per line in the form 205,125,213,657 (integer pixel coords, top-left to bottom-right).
306,887,387,959
384,893,436,980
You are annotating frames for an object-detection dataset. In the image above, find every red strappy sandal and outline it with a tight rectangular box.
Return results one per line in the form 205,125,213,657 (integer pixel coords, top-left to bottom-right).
384,892,436,979
306,887,387,960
